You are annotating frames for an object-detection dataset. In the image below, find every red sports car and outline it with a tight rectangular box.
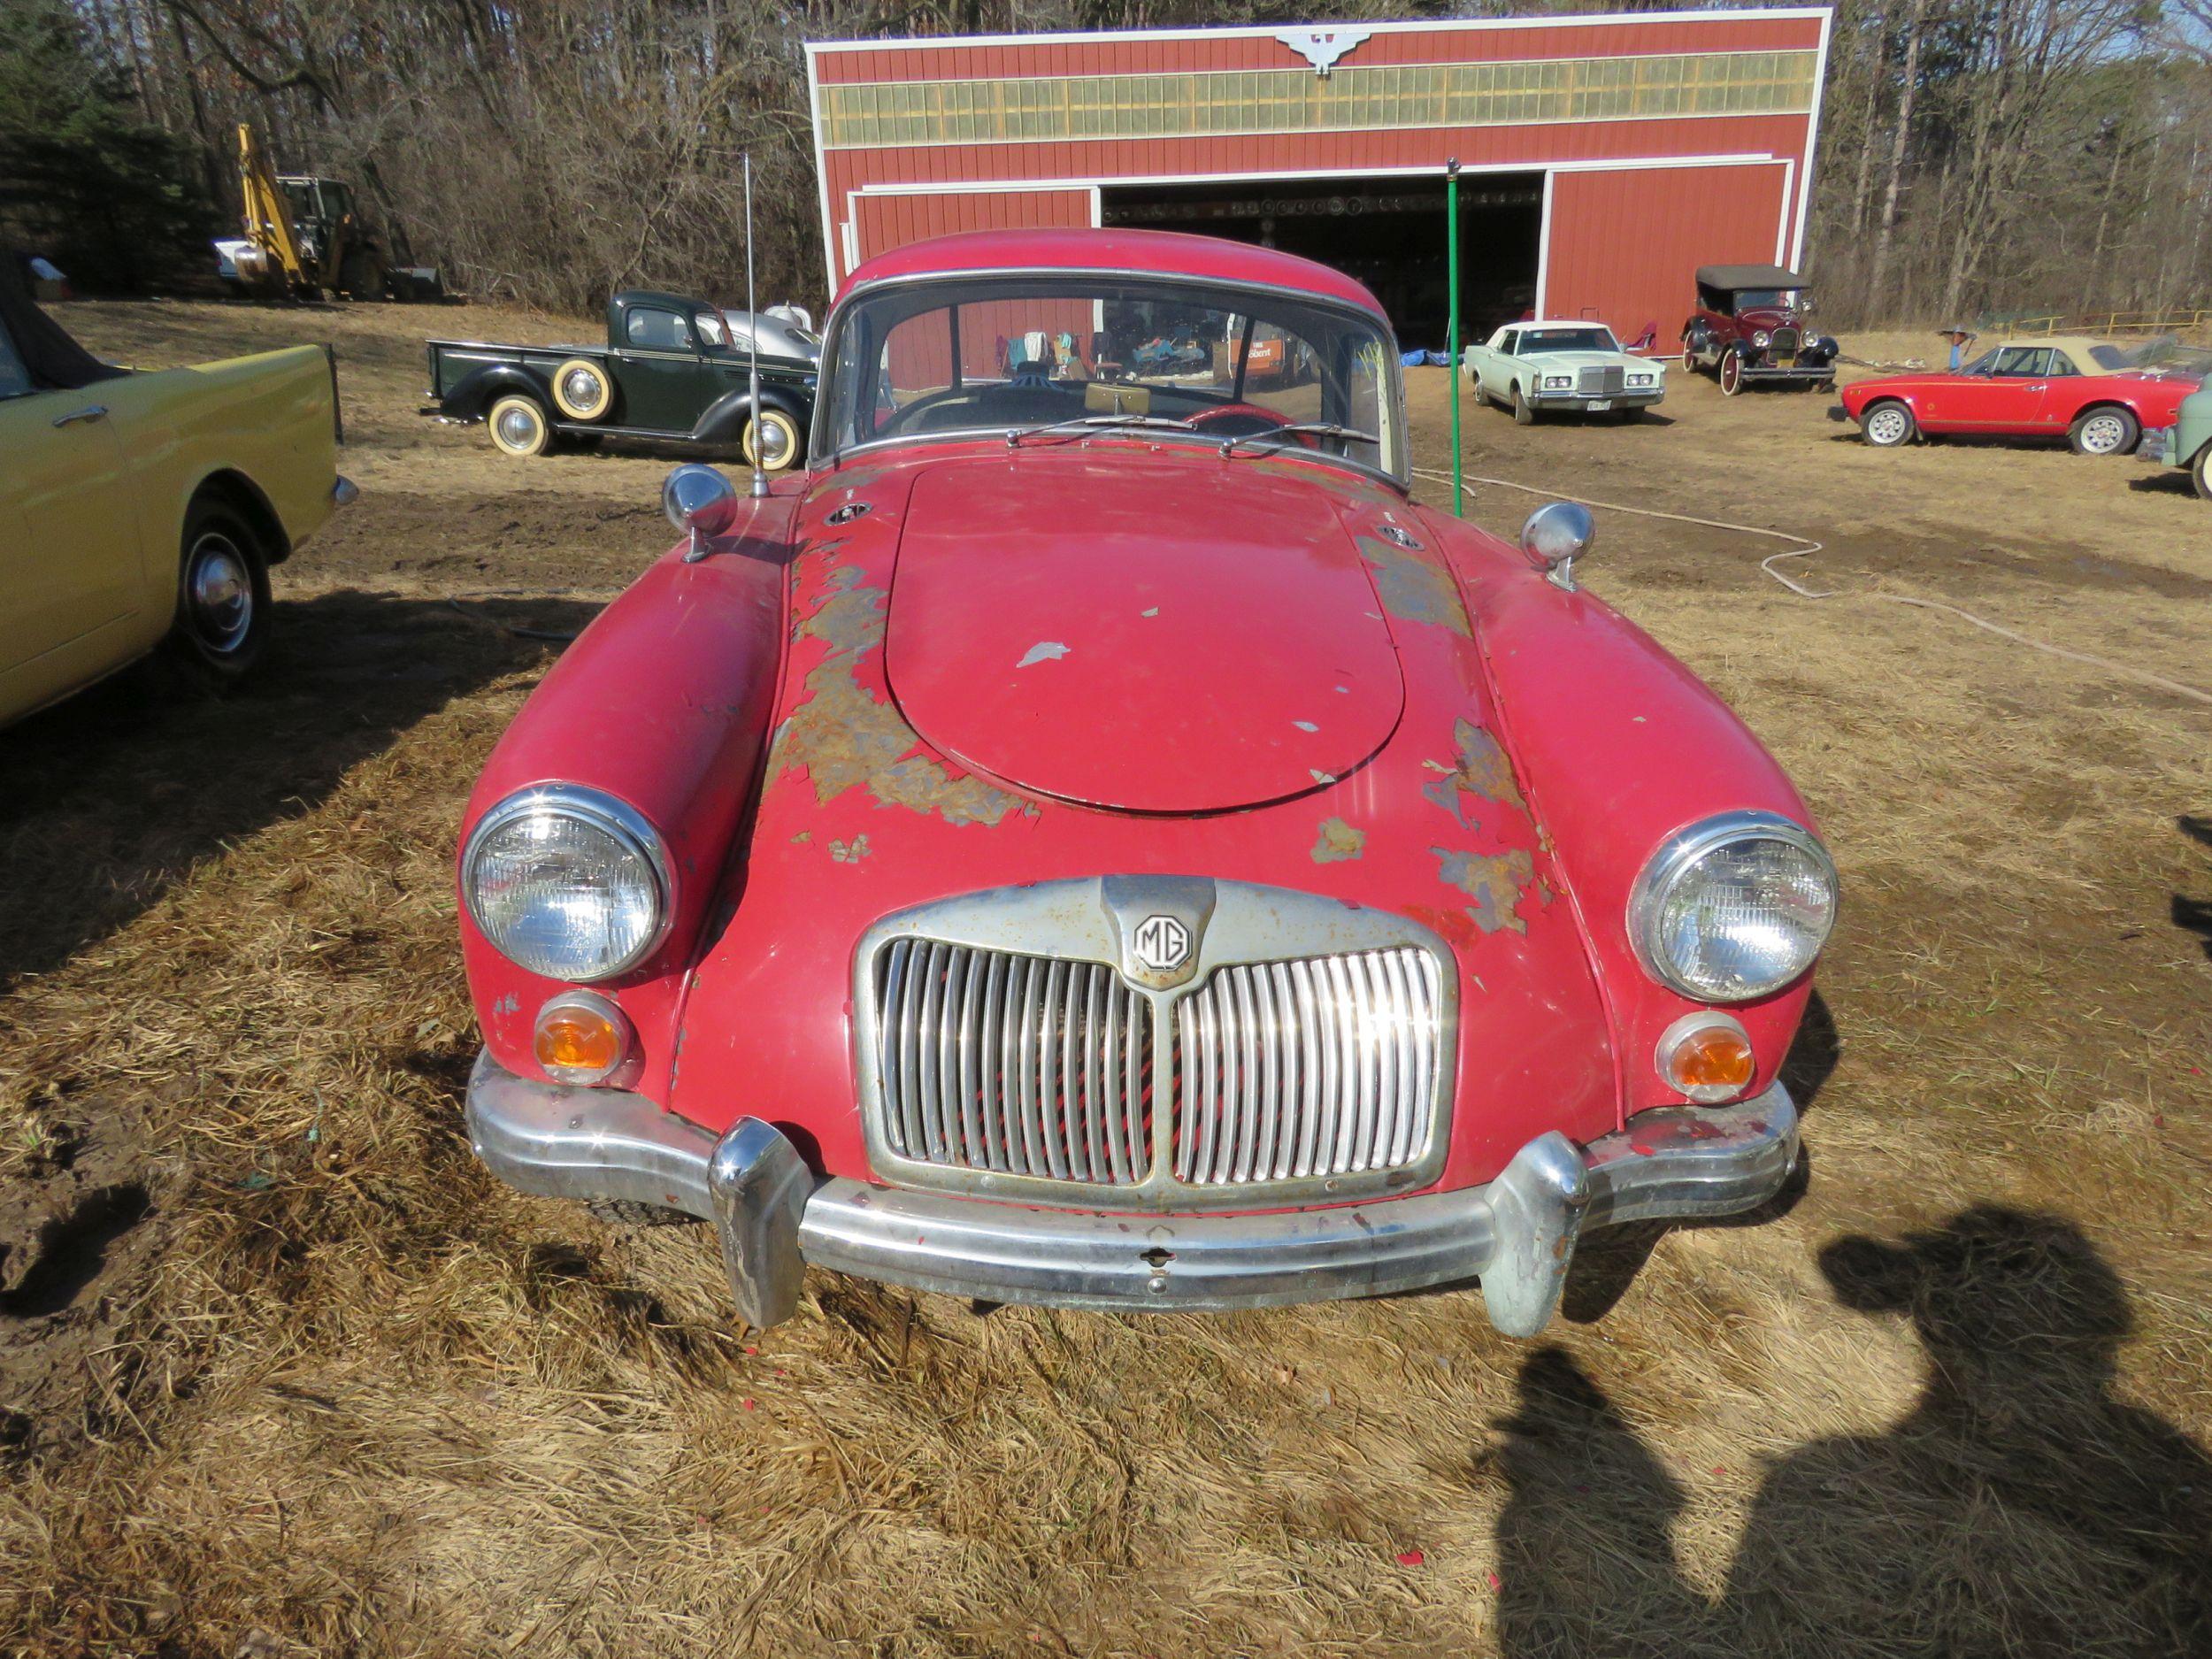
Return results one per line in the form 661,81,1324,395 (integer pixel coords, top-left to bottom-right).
455,228,1836,1338
1832,336,2200,455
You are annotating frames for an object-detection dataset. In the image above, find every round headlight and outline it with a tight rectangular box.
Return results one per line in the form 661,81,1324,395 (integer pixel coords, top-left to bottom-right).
1630,812,1836,1002
463,787,669,981
1751,329,1772,348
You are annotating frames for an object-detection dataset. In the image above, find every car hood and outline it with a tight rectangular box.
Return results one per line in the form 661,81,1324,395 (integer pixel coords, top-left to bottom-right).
884,453,1406,812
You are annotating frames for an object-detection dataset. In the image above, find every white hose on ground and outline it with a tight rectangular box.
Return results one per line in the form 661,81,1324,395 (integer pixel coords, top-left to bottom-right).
1411,466,2212,710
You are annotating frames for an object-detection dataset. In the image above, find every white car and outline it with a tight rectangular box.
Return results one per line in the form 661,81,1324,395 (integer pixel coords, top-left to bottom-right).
1464,321,1665,424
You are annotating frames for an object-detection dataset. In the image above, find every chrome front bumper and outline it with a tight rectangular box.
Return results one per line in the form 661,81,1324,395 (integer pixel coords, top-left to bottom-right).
464,1051,1798,1337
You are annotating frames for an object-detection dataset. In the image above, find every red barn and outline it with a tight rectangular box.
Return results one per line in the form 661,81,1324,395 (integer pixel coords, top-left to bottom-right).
804,7,1832,350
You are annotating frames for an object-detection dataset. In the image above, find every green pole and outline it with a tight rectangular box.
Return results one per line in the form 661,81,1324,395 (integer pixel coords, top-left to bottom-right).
1447,157,1463,518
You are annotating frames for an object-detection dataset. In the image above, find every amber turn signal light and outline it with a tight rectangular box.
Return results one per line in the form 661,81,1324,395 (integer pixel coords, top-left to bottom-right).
1655,1011,1755,1104
534,991,633,1086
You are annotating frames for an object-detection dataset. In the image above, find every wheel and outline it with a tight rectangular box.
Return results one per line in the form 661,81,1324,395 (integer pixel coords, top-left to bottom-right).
1718,349,1746,396
1511,386,1535,426
551,358,613,421
487,393,552,457
585,1198,696,1228
163,499,272,689
2067,404,2138,457
743,407,803,472
1861,400,1916,448
1680,334,1702,373
1469,370,1486,407
2193,442,2211,502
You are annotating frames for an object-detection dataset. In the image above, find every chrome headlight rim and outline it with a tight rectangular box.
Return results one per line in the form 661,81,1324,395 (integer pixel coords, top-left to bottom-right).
461,783,673,983
1751,328,1772,349
1628,810,1837,1002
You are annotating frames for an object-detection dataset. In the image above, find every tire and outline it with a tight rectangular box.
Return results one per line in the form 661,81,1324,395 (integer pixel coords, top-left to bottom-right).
163,499,272,689
2067,404,2138,457
743,407,803,472
1718,349,1746,396
1511,386,1535,426
487,393,553,457
1680,334,1703,373
2193,443,2212,502
1861,400,1916,448
551,357,613,421
585,1198,697,1228
1469,370,1486,407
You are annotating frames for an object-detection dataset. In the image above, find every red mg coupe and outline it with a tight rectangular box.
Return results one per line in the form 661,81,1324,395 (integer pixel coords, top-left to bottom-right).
456,229,1836,1338
1832,336,2201,455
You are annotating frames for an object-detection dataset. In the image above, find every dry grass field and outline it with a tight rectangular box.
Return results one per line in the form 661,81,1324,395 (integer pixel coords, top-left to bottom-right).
1,298,2207,1657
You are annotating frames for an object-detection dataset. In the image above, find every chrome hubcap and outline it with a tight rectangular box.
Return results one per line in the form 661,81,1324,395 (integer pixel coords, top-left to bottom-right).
187,534,253,653
2081,414,2125,453
1869,409,1907,444
496,406,540,449
754,418,790,465
563,370,598,405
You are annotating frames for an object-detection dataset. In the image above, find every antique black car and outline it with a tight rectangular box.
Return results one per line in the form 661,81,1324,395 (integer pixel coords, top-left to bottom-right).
422,291,818,465
1679,265,1839,396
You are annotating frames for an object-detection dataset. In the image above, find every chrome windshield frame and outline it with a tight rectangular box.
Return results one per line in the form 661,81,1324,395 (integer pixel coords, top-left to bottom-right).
810,265,1410,491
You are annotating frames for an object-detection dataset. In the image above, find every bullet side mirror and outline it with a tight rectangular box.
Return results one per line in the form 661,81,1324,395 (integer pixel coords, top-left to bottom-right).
1521,501,1595,593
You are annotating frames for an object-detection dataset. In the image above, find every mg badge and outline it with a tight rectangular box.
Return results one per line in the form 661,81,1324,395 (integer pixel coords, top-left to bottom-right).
1133,913,1193,974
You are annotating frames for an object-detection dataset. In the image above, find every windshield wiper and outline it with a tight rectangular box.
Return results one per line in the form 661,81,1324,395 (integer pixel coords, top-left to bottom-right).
1006,413,1196,447
1217,422,1380,458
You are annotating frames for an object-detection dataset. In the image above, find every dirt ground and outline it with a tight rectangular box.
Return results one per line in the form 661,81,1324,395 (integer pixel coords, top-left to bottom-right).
1,298,2207,1657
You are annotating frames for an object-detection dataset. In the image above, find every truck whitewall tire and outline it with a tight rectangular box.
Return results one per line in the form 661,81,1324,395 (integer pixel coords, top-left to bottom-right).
551,357,613,421
743,408,803,472
488,394,552,457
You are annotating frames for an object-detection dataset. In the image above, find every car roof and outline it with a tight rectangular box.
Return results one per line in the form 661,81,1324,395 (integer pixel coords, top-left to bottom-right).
1990,336,2126,372
837,228,1388,320
1508,319,1619,332
1696,264,1808,290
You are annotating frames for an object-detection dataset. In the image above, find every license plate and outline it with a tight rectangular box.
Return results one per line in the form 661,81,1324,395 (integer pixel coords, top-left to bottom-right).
1587,399,1611,411
1776,354,1798,369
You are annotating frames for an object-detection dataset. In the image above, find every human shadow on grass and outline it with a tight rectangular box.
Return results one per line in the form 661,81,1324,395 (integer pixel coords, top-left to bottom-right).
0,588,599,987
1496,1206,2212,1658
2174,814,2212,963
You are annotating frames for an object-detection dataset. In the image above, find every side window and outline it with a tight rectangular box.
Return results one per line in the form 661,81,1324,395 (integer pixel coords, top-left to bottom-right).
2047,349,2079,377
625,308,693,351
1990,347,2042,378
0,324,33,399
1497,330,1518,357
694,311,727,349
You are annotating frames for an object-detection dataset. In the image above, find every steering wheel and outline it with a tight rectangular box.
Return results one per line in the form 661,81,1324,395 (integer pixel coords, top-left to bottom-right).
874,385,978,437
1185,403,1317,445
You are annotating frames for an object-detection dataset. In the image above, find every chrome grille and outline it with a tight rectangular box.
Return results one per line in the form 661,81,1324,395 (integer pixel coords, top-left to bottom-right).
1576,365,1626,396
1770,326,1802,355
874,940,1153,1185
1172,947,1443,1187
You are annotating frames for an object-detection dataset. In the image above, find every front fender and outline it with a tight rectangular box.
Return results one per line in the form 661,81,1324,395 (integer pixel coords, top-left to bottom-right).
458,491,800,1101
1426,520,1821,1120
691,385,810,446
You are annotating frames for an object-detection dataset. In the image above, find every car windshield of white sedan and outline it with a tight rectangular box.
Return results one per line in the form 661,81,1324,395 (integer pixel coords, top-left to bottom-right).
1518,326,1618,354
822,276,1403,478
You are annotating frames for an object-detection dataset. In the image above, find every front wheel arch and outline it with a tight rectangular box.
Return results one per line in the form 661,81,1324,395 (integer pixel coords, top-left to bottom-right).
2067,402,2139,457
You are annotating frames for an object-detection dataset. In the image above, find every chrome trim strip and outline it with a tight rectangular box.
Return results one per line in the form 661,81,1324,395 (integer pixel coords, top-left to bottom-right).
464,1052,1799,1336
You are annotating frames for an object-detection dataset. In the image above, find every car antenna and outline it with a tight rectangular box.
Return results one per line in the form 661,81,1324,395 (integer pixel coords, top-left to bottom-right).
745,152,768,501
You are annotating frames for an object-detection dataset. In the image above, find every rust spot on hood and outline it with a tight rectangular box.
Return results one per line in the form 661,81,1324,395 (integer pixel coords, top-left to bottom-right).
1432,846,1534,936
1356,531,1471,637
1311,818,1366,863
1423,718,1528,823
770,565,1032,828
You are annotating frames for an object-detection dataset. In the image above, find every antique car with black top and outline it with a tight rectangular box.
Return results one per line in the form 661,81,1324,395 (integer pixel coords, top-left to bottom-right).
454,228,1836,1338
1681,265,1839,396
422,289,818,466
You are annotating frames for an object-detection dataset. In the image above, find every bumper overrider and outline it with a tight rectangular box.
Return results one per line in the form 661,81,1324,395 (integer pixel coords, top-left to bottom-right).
464,1050,1799,1337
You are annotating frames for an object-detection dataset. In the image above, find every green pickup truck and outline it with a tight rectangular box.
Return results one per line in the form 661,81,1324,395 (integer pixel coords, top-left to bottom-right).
422,290,818,467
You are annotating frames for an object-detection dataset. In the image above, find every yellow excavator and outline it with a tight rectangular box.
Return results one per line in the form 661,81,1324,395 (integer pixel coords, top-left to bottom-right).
215,124,445,302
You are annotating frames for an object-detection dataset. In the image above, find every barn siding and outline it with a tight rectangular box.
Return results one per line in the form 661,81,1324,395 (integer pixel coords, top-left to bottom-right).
1543,161,1792,340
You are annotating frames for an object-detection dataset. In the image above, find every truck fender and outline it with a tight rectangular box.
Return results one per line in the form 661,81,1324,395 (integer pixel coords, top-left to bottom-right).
691,385,810,449
441,363,553,420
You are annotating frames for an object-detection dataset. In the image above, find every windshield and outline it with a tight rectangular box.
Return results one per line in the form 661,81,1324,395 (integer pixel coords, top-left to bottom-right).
818,274,1404,480
1732,289,1798,311
1519,326,1618,355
